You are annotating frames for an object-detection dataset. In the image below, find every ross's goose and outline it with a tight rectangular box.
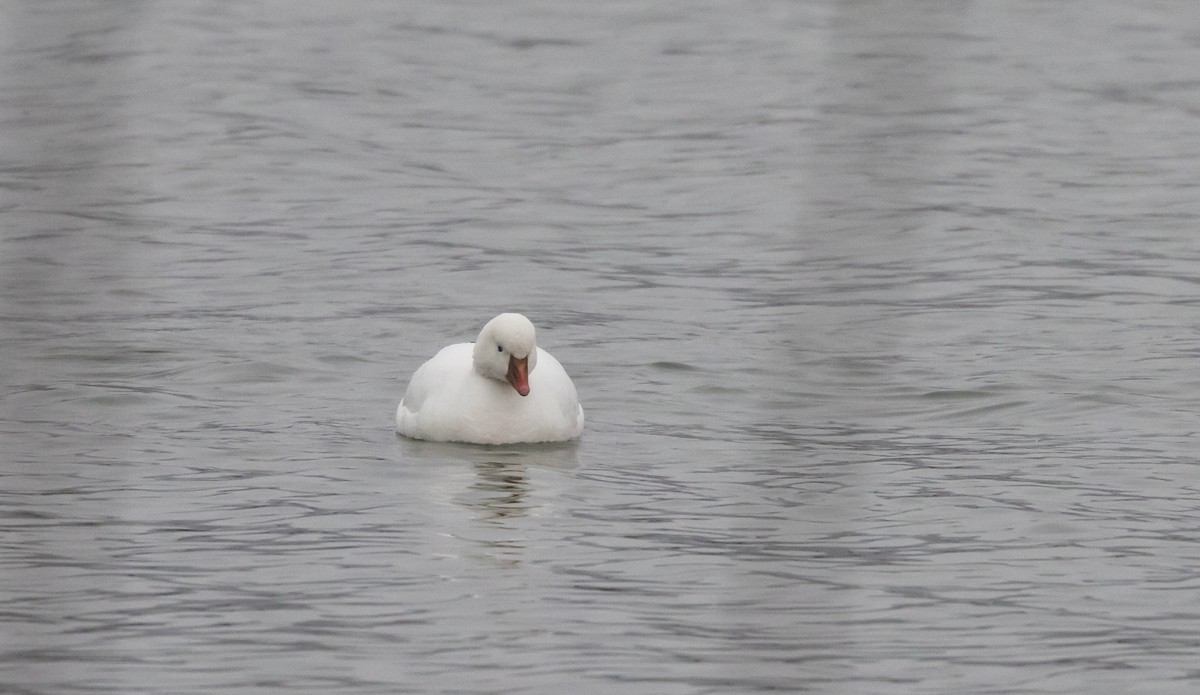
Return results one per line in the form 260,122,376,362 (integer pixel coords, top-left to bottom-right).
396,313,584,444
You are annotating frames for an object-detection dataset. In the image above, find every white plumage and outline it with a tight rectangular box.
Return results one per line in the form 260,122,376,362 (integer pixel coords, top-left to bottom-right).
396,313,584,444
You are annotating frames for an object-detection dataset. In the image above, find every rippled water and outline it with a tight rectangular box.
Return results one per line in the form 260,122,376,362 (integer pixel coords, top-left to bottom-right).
3,2,1200,693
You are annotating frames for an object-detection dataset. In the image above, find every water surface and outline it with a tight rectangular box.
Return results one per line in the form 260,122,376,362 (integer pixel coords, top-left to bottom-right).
2,2,1200,693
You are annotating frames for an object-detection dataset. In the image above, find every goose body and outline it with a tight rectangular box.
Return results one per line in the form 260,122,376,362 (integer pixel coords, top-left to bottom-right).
396,313,584,444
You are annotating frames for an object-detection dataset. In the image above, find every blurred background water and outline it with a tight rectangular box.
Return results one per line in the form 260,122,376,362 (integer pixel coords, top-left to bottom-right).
2,2,1199,693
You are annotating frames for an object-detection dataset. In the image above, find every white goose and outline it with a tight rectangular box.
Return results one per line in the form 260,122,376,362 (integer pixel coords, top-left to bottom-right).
396,313,584,444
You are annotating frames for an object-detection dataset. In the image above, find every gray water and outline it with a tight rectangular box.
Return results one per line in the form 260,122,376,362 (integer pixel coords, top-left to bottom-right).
2,2,1199,693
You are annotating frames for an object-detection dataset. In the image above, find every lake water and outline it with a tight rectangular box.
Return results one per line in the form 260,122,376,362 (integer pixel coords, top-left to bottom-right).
2,2,1200,693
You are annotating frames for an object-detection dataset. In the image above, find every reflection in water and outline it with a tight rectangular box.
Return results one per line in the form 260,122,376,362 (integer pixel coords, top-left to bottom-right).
471,459,529,520
461,460,530,569
399,439,579,568
456,443,579,523
464,446,578,568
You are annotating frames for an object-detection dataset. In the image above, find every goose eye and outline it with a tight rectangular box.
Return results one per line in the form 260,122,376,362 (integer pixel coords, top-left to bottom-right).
497,344,504,352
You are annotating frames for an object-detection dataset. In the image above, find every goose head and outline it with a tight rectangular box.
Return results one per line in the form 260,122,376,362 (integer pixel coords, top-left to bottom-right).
472,313,539,396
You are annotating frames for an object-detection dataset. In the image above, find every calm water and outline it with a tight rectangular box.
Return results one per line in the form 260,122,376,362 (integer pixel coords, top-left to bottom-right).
3,2,1200,693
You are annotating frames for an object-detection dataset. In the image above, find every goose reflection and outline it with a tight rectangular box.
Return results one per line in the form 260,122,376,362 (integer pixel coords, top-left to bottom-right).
470,459,531,521
400,438,579,566
462,443,579,521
